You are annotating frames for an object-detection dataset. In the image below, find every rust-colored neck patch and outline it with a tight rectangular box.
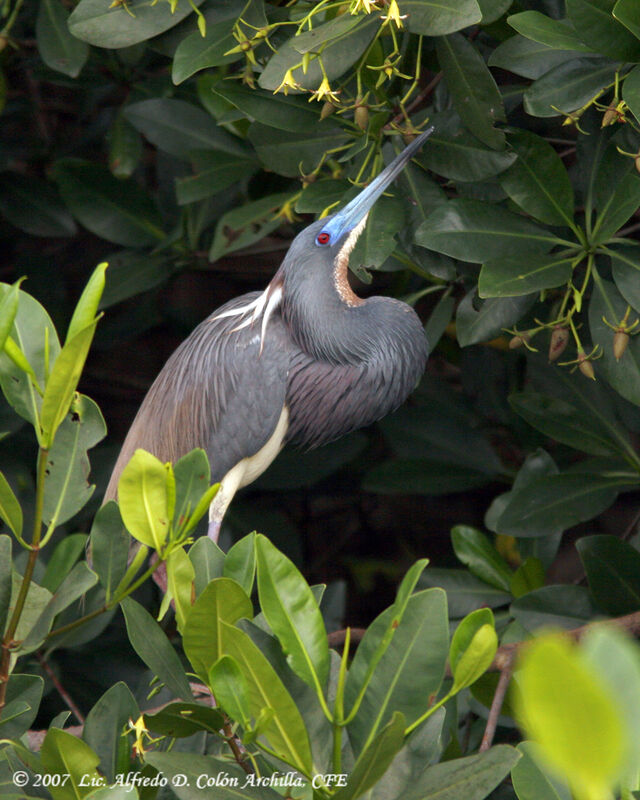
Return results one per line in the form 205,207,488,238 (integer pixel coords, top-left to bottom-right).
333,214,368,307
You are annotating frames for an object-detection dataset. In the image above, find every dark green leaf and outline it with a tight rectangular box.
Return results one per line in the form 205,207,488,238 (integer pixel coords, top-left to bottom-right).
496,472,633,537
436,33,505,150
107,112,142,179
523,58,618,118
120,596,193,700
223,532,256,595
511,741,572,800
511,558,546,598
363,458,495,495
566,0,640,61
125,99,251,159
36,0,88,78
52,159,164,247
89,502,129,600
511,585,598,631
576,534,640,615
350,197,405,270
0,675,43,739
615,0,640,41
589,277,640,405
400,0,482,36
479,253,574,298
209,192,289,261
248,122,349,177
507,12,594,51
42,533,87,593
83,683,138,783
490,35,579,79
416,199,559,262
500,129,575,226
68,0,205,48
345,589,448,756
176,150,257,205
144,701,224,737
99,250,174,309
456,291,536,347
451,526,512,591
212,81,320,133
172,20,240,85
0,174,76,238
610,246,640,312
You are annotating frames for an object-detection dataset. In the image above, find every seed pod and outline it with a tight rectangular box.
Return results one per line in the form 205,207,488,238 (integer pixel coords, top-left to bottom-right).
548,327,569,361
601,105,617,127
355,104,369,131
578,352,595,380
320,101,336,120
509,333,530,350
613,330,630,360
635,155,640,175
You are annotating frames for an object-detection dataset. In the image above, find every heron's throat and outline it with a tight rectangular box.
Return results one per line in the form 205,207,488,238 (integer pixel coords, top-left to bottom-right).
334,214,367,307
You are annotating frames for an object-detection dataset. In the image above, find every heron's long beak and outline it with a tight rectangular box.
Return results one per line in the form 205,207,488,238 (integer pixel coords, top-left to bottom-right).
321,126,435,242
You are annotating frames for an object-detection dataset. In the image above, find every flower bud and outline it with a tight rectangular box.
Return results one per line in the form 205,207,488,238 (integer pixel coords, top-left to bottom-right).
602,105,617,127
509,332,531,350
320,101,336,120
613,330,630,360
578,351,595,380
548,327,569,361
355,104,369,131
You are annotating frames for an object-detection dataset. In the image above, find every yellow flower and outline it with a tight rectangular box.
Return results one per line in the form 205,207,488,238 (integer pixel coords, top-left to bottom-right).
350,0,380,13
309,77,340,104
380,0,407,28
273,68,302,96
128,716,150,757
274,197,300,223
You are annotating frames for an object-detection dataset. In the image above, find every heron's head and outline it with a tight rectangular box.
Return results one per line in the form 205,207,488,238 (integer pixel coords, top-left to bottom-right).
281,126,435,297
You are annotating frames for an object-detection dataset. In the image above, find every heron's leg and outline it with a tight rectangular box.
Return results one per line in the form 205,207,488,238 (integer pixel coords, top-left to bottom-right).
207,519,221,542
207,464,245,541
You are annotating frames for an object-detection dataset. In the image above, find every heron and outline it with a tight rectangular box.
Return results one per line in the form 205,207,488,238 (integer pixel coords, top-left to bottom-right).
105,128,433,541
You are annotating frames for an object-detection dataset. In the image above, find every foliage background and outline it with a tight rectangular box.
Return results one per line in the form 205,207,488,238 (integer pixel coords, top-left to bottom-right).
3,0,640,796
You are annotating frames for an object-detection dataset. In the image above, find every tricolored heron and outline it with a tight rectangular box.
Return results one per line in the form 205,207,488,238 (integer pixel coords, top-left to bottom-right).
105,128,433,541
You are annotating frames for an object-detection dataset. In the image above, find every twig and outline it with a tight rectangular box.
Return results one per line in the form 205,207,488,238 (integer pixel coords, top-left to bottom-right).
36,652,85,724
479,656,513,752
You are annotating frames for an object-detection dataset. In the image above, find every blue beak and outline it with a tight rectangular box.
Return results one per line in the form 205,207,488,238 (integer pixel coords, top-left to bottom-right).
319,126,434,244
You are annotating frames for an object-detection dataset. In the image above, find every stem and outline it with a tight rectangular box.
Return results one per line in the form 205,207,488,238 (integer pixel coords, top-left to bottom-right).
0,447,48,712
332,627,351,773
36,652,85,724
0,0,24,37
479,657,513,752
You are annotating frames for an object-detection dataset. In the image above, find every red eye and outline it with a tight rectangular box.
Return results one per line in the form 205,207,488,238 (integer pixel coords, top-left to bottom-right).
316,232,330,246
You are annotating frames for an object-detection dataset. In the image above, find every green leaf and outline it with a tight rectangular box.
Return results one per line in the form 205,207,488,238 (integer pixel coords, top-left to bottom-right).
208,655,252,727
615,0,640,39
417,111,516,182
508,390,627,457
456,291,535,347
0,535,11,635
332,713,406,800
345,588,448,757
144,752,283,800
220,620,313,774
610,246,640,312
67,262,107,344
0,473,22,540
416,199,559,262
182,577,252,683
496,471,633,537
507,12,594,51
363,458,494,495
9,573,52,643
0,173,76,237
188,536,225,596
68,0,205,48
20,562,98,653
172,449,210,532
89,501,130,601
0,674,43,740
451,622,498,692
566,0,640,61
576,535,640,615
511,741,572,800
176,150,257,205
125,99,251,159
209,193,291,261
99,250,173,309
42,533,88,593
172,20,240,84
511,558,546,599
479,253,574,298
418,568,512,616
223,532,256,595
451,526,512,591
402,746,521,800
166,547,195,633
40,323,97,448
143,701,224,737
400,0,482,36
589,277,640,405
120,596,193,700
117,449,170,550
248,123,349,178
36,0,89,78
514,634,626,800
490,35,579,80
52,159,164,247
41,728,101,800
523,57,617,118
511,585,598,632
107,112,142,179
83,683,139,783
255,534,329,690
42,395,106,528
212,82,320,133
500,129,575,226
435,33,505,150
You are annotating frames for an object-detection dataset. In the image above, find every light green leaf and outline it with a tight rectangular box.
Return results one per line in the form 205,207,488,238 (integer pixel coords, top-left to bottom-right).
40,728,101,800
82,683,139,784
0,473,22,539
0,674,44,740
0,535,11,636
208,655,252,728
117,449,170,550
451,622,498,691
66,262,107,344
166,548,195,634
451,526,512,591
